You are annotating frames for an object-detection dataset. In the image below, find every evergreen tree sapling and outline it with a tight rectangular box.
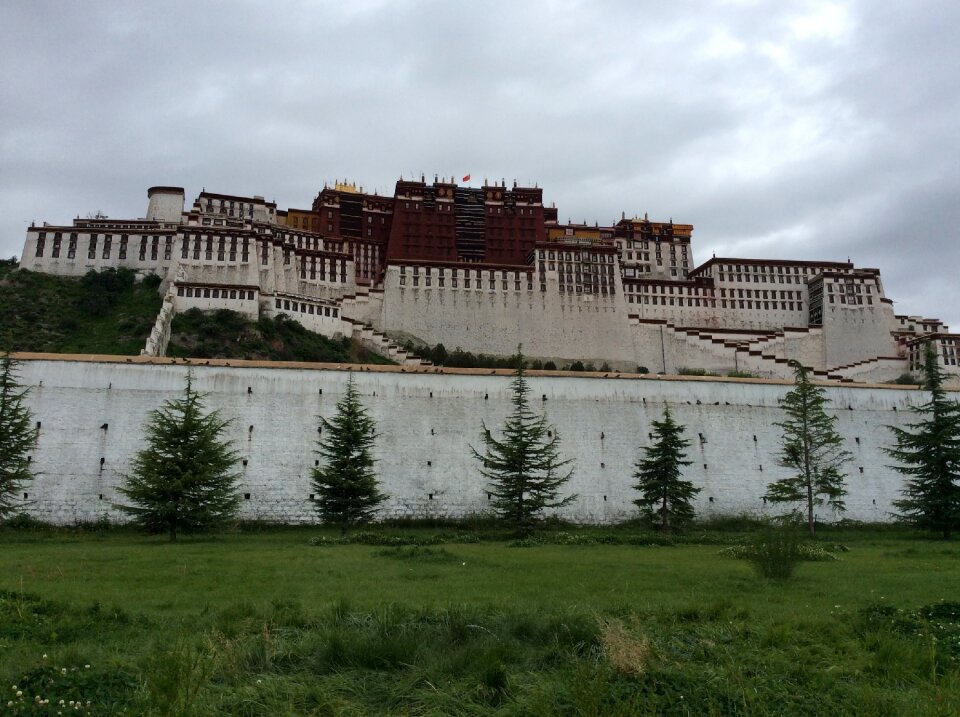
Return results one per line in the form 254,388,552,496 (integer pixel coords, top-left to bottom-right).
887,343,960,539
632,405,698,531
0,354,38,518
117,372,240,541
765,361,852,537
311,373,386,536
472,348,575,531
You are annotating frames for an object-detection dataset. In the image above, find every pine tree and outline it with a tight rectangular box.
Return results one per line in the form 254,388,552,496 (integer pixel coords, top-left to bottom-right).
472,348,575,532
0,354,38,518
632,406,698,531
765,361,852,538
311,373,386,536
116,372,240,542
887,343,960,539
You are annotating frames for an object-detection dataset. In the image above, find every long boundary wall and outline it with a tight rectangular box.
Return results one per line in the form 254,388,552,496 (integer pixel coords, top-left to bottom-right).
12,354,937,525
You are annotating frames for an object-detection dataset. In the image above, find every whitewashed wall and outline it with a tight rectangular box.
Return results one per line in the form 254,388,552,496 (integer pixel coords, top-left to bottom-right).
379,266,635,367
14,357,935,526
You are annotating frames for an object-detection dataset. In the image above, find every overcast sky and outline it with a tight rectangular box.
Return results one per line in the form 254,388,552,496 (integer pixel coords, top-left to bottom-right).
2,1,957,327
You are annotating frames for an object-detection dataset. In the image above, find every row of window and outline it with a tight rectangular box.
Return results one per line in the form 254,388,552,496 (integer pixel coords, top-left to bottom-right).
177,287,255,300
717,264,819,274
274,298,339,318
720,288,803,300
297,256,348,282
719,273,811,284
628,296,716,307
538,250,616,263
399,266,532,280
625,283,713,296
829,295,874,305
400,276,534,291
36,234,175,261
559,284,616,296
622,238,686,249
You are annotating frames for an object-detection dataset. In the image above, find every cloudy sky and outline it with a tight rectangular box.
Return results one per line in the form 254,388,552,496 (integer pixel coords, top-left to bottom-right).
2,1,957,327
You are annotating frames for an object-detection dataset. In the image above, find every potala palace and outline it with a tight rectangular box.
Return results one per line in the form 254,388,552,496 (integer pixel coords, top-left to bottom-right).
19,180,960,385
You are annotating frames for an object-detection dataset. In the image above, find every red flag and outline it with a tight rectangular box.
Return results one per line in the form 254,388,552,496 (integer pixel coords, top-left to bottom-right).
462,174,471,182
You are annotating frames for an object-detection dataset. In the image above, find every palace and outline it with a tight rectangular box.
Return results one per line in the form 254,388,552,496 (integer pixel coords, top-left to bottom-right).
19,179,959,384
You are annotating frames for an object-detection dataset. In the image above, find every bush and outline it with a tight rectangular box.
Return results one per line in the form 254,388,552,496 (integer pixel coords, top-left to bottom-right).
543,361,557,371
888,373,920,385
77,268,136,316
636,366,649,374
728,520,805,579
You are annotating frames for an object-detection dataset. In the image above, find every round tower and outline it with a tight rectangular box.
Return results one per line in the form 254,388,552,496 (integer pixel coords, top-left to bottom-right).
146,186,185,222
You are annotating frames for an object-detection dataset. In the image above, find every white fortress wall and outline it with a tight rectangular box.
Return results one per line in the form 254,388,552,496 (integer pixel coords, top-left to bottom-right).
379,265,635,367
16,356,932,526
822,301,902,369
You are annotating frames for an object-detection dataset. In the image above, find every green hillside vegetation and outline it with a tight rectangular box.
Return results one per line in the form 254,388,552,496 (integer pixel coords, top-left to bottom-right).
0,260,161,355
167,308,394,364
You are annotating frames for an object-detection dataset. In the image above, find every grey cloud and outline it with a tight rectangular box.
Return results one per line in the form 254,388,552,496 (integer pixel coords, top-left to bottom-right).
1,0,957,328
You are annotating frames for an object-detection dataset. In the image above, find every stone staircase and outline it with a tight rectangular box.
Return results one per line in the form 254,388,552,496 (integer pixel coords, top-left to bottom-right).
342,316,429,367
339,286,383,325
630,317,826,379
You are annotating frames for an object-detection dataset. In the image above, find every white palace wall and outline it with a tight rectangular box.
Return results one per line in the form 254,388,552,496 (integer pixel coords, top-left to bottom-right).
15,356,934,526
379,266,635,367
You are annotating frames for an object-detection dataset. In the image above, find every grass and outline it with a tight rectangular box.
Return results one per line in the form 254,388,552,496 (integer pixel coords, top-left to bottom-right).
0,524,958,714
167,308,394,364
0,261,161,355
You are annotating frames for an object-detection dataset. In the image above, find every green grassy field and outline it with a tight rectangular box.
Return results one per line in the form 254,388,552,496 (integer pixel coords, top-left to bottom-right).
1,525,958,715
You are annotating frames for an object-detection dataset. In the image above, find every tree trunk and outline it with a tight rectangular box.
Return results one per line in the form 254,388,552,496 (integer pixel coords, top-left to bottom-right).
661,491,668,532
169,523,177,543
806,480,815,538
340,521,348,538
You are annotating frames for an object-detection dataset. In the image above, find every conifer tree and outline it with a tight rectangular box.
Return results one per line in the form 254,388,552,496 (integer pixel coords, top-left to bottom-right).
0,354,38,518
472,348,575,532
311,373,386,536
632,406,698,531
887,343,960,539
117,372,240,542
765,361,851,538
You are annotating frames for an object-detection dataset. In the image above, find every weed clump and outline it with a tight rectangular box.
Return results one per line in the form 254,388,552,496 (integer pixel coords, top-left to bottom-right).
718,520,839,578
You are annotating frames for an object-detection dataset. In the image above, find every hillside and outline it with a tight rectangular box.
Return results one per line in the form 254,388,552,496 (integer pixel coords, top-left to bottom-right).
0,260,161,355
166,308,394,364
0,261,392,364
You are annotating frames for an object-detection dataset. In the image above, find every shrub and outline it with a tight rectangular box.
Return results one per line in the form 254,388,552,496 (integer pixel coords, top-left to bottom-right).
543,361,557,371
725,520,806,579
888,373,920,385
